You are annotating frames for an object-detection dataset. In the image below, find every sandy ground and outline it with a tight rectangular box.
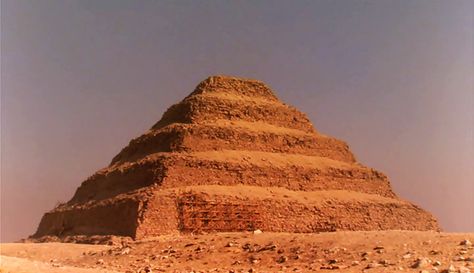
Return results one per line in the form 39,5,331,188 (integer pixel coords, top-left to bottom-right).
1,231,473,273
0,255,120,273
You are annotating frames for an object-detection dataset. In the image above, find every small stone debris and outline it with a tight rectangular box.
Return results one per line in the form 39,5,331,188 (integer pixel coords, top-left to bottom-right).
412,257,431,269
49,259,62,268
351,261,360,266
379,259,392,266
253,229,263,235
365,262,381,269
289,247,302,254
433,261,442,266
257,243,277,252
140,266,153,273
225,242,235,247
120,247,131,255
460,240,472,247
402,252,412,259
320,265,342,270
194,246,203,253
276,255,288,263
441,264,456,273
249,255,260,264
96,259,105,265
242,243,256,252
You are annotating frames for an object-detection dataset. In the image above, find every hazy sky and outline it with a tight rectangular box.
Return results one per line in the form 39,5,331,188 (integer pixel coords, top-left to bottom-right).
1,0,473,242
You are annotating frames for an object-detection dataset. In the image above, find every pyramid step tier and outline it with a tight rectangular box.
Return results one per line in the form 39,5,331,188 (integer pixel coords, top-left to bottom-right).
111,121,355,166
71,151,394,204
151,93,316,133
34,186,440,239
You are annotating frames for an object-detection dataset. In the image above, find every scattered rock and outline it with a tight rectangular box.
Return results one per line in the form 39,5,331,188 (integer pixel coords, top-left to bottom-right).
257,243,277,252
225,242,235,247
120,247,131,255
249,255,260,264
320,265,342,270
253,230,263,235
460,240,472,247
379,259,393,266
365,262,381,269
49,258,62,267
412,257,431,269
442,264,456,273
459,266,471,273
141,266,152,273
276,256,288,263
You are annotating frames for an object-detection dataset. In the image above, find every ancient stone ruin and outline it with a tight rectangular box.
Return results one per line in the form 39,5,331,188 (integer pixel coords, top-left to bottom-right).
34,76,440,240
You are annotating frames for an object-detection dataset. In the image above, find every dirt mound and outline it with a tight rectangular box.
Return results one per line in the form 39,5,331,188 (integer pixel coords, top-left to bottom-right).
32,75,440,240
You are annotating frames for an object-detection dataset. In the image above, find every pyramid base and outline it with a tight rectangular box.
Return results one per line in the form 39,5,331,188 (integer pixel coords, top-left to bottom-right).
33,186,440,240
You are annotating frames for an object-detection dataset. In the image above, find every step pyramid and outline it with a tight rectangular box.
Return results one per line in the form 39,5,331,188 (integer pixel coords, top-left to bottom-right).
34,76,440,239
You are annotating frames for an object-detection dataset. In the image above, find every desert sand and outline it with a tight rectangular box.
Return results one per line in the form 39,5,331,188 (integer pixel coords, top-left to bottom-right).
2,231,474,272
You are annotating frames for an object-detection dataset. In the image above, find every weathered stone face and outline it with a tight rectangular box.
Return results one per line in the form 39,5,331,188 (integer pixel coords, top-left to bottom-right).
33,75,440,239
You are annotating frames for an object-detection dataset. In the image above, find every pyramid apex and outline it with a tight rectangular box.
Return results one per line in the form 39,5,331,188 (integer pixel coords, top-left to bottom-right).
189,75,279,101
